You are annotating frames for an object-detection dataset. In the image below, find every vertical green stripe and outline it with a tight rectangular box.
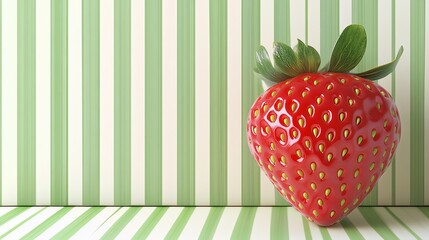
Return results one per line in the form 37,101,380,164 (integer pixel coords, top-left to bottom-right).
320,0,339,66
410,0,425,205
132,207,168,239
17,0,36,205
358,208,399,240
340,218,365,240
391,0,396,204
177,0,196,205
164,207,195,239
230,207,257,239
274,0,290,44
274,0,290,206
114,0,131,205
82,0,100,205
352,0,378,205
302,217,312,240
51,207,104,239
21,207,72,240
319,227,332,240
0,207,45,239
51,0,68,205
0,207,29,226
199,207,224,239
242,0,261,206
210,0,227,206
145,0,162,205
100,207,140,240
271,207,288,240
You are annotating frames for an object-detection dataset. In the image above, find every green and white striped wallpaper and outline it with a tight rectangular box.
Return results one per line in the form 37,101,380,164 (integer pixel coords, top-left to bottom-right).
0,0,427,206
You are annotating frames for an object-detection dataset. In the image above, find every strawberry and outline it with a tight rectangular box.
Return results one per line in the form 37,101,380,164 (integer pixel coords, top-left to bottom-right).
247,25,403,226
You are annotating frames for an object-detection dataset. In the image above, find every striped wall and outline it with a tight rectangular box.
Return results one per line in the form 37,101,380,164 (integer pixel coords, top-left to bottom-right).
0,0,427,206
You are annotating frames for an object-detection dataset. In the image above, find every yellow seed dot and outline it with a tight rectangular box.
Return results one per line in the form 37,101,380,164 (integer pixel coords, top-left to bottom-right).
366,84,371,89
344,208,349,213
276,101,283,110
271,91,277,97
304,76,310,81
282,173,288,180
371,175,375,182
314,80,319,86
280,156,286,165
357,154,363,163
305,140,310,149
289,185,294,192
354,169,359,178
353,198,359,205
283,117,290,126
340,199,346,206
337,169,343,178
319,172,325,180
340,78,346,84
292,130,298,138
307,107,313,116
327,153,333,162
343,129,350,138
272,175,277,182
302,91,307,98
334,97,339,105
291,103,297,112
252,127,257,135
357,136,363,145
356,183,362,190
303,192,309,199
323,113,329,122
270,142,275,150
298,118,304,127
316,97,322,105
280,133,285,142
265,126,271,134
310,162,316,171
327,83,333,90
356,117,361,125
355,88,361,96
318,144,325,153
348,99,354,106
298,203,304,209
384,136,389,143
318,199,323,206
365,186,371,193
371,129,377,139
330,211,335,217
383,120,387,128
311,183,316,190
339,112,345,121
296,149,302,158
380,163,385,170
341,148,348,158
269,155,275,165
291,196,296,202
297,169,304,177
325,188,331,196
288,89,293,96
254,109,260,117
327,132,333,142
268,165,273,171
313,210,319,217
313,128,319,137
376,102,381,110
373,147,378,156
263,104,268,112
270,115,276,122
340,183,346,192
308,217,313,222
257,145,262,153
369,162,375,171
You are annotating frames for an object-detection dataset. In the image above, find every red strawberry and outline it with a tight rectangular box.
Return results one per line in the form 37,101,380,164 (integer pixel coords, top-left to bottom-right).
247,25,403,226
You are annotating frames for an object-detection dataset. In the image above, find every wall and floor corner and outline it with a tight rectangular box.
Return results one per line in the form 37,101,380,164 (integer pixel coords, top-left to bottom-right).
0,0,428,206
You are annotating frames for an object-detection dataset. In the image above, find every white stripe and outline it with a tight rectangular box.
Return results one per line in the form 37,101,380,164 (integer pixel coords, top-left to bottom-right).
425,0,429,205
70,207,120,239
289,0,306,43
35,0,51,205
195,0,210,205
0,207,42,236
226,0,242,206
377,0,393,205
287,209,306,240
178,207,211,240
259,0,275,206
326,223,351,240
146,207,184,240
307,223,324,240
161,0,178,205
307,0,320,51
68,0,83,205
90,207,129,239
35,207,90,240
131,0,146,205
339,0,352,31
395,0,411,205
99,0,115,206
250,207,272,239
0,207,15,217
2,207,61,240
388,207,429,237
1,0,17,205
115,207,156,239
374,208,416,239
212,207,241,239
347,210,383,240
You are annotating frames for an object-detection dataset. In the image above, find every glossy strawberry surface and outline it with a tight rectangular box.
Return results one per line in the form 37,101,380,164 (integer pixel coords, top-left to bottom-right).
247,73,401,226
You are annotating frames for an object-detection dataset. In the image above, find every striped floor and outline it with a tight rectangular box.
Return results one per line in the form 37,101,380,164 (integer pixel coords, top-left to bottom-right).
0,207,427,239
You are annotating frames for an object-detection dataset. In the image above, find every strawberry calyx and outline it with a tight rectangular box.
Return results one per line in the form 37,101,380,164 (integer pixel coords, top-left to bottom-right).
255,24,403,87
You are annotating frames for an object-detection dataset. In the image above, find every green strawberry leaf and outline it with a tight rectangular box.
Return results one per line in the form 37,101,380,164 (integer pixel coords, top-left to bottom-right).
354,46,404,80
296,39,321,73
328,24,367,72
255,46,291,82
273,42,303,76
